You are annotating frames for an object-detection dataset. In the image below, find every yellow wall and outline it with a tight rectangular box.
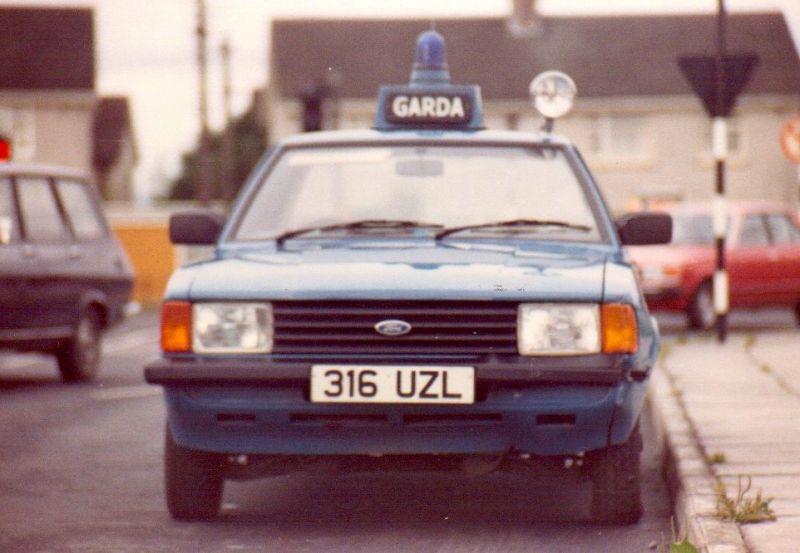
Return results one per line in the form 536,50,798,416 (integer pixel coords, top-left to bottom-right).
113,223,174,307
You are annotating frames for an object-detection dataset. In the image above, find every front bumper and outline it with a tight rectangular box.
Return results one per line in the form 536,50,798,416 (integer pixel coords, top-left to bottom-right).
642,288,690,312
145,354,636,386
147,356,649,459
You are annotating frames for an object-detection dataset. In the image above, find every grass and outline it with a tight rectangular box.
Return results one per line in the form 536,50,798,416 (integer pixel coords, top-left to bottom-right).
658,519,699,553
708,451,727,465
715,475,776,524
669,538,699,553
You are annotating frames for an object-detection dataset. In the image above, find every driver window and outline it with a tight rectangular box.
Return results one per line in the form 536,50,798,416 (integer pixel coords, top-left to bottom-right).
766,214,800,245
56,179,106,240
738,214,769,247
0,178,18,244
16,177,70,243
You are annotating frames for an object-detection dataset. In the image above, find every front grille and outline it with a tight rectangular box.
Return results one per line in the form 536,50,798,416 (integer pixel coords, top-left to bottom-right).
272,300,518,356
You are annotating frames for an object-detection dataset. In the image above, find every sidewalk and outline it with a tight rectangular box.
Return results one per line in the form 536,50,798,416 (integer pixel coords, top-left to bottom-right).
651,323,800,553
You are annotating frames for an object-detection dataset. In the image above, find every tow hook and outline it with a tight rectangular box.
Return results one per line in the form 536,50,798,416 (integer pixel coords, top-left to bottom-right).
625,368,649,383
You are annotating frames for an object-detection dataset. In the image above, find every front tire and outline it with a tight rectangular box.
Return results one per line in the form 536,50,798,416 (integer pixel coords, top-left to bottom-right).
589,423,643,524
688,281,715,331
165,425,224,521
57,307,102,382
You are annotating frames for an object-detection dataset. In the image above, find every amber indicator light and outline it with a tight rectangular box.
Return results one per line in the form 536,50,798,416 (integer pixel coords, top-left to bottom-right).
161,301,192,353
601,303,638,354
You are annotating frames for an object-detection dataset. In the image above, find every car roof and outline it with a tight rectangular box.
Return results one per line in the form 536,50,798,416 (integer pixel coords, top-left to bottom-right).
275,128,573,148
0,162,90,181
663,200,791,216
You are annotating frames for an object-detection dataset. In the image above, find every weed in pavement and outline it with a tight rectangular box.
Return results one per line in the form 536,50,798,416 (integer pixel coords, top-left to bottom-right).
715,475,776,524
708,452,726,465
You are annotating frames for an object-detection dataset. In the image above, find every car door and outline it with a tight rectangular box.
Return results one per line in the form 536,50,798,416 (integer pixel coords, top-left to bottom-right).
727,213,774,306
0,176,41,341
14,175,74,335
765,212,800,303
54,177,132,321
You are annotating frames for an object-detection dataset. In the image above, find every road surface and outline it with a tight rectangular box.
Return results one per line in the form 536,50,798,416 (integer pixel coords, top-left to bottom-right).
0,310,673,552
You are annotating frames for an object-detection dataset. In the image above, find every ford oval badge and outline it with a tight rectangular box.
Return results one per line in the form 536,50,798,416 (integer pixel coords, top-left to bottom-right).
374,319,412,337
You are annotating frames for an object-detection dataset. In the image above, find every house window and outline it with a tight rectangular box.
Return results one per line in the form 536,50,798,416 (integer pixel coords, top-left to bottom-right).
589,114,650,165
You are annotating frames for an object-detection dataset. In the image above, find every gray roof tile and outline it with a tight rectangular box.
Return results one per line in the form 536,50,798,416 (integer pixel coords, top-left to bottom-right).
0,7,94,90
271,13,800,100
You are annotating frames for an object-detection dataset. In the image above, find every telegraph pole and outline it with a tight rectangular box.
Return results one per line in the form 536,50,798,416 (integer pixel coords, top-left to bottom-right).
196,0,213,203
220,38,235,201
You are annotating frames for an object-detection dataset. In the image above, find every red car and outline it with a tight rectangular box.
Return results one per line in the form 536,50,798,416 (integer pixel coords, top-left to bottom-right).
626,201,800,329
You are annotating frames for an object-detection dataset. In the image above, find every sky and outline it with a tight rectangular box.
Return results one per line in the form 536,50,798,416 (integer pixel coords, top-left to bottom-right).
4,0,799,202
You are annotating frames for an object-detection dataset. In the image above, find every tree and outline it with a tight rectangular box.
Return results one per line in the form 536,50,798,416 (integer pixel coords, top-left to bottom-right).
168,104,267,201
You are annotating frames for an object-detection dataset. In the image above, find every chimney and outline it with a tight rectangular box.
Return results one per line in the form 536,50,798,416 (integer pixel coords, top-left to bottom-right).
508,0,540,37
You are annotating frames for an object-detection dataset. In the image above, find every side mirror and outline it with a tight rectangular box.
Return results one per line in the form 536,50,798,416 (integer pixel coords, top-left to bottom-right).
616,212,672,246
169,210,226,245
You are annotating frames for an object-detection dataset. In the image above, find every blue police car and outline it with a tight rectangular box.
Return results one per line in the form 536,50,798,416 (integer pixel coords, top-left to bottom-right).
145,30,671,523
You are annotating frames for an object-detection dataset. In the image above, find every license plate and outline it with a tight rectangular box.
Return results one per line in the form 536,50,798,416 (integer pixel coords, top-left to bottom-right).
310,365,474,404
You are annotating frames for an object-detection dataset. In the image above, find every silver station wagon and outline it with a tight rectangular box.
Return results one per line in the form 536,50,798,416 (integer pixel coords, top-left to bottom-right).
0,163,134,382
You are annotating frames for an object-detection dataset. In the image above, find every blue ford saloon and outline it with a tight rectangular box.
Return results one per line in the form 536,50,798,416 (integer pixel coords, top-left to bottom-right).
145,31,671,523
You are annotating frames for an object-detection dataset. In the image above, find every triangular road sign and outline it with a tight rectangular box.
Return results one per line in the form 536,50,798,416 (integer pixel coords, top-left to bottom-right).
678,54,759,117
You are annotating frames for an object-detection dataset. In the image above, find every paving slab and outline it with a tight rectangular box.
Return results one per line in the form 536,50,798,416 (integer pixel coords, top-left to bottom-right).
741,516,800,553
652,325,800,552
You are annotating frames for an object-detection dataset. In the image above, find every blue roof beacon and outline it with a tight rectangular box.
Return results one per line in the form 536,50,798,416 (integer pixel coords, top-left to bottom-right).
375,30,484,130
145,30,672,525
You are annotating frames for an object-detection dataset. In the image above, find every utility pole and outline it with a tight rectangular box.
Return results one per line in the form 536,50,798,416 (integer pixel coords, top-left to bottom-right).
712,0,728,343
196,0,213,203
220,38,235,201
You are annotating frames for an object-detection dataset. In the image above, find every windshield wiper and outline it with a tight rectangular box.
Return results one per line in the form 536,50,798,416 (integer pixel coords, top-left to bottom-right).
435,219,592,240
275,219,444,246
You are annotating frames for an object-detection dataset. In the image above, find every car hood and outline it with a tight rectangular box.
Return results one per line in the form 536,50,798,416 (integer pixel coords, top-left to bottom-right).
170,242,611,302
625,244,713,267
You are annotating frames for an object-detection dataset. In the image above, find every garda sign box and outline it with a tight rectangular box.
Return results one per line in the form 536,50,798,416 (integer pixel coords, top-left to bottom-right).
375,83,484,130
374,29,484,131
382,87,474,126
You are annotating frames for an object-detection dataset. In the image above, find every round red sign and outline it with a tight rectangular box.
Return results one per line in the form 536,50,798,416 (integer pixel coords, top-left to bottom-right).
780,116,800,163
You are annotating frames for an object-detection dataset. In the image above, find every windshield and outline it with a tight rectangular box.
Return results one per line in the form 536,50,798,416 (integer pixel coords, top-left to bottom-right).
232,145,603,242
671,214,714,245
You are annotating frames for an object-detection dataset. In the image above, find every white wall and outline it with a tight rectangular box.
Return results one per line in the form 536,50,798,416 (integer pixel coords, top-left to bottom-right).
0,91,96,174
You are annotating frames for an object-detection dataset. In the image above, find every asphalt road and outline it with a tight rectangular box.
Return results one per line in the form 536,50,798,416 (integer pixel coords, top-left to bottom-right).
0,310,674,553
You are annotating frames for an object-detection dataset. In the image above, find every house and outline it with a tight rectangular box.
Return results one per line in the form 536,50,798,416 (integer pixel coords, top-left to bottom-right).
94,97,138,201
268,13,800,212
0,6,136,200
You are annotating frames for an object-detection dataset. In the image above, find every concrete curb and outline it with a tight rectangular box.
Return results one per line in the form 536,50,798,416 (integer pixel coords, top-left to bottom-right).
649,367,749,553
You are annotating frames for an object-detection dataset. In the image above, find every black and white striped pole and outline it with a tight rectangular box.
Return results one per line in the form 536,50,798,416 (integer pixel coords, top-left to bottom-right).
712,117,729,342
713,0,728,343
678,0,758,342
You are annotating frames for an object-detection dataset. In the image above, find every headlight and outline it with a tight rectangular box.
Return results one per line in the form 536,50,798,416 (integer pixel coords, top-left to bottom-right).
517,303,638,356
518,303,600,356
193,302,273,353
639,265,682,292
